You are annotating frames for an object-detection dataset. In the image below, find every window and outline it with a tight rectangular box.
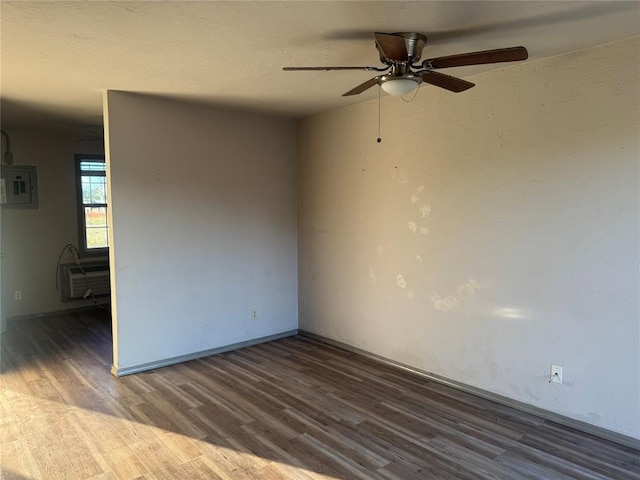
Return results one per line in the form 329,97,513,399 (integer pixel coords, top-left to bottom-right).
76,155,108,255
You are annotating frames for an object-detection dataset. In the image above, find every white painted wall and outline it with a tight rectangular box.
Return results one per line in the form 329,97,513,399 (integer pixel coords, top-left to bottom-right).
298,38,640,439
1,130,105,319
104,92,298,372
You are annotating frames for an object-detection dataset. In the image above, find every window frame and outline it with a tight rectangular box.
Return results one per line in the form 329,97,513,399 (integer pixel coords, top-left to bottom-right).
75,154,108,256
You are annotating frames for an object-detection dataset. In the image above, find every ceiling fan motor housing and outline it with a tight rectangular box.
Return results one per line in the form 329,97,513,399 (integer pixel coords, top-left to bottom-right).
376,32,428,64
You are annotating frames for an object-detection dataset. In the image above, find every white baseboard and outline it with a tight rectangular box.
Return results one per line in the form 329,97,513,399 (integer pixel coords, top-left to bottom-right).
299,330,640,450
111,329,299,377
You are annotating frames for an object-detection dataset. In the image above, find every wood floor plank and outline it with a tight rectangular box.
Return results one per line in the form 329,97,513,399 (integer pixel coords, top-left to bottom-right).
2,309,638,479
494,450,588,480
519,433,640,480
526,420,640,473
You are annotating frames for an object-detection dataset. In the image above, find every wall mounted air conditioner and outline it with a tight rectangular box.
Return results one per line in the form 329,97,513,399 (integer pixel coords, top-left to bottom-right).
61,262,110,301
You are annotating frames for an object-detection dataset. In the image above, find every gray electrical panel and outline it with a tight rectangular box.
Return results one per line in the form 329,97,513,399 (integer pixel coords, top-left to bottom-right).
1,165,38,209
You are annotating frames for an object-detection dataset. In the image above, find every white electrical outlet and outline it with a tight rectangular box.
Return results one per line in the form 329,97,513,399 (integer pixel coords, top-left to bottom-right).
550,365,563,384
14,290,22,301
251,309,258,321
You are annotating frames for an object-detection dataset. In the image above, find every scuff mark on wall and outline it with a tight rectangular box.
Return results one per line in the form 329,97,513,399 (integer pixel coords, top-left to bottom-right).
577,412,603,423
410,185,426,204
524,388,541,401
391,166,409,185
407,185,431,238
396,274,406,289
430,278,479,311
407,290,414,299
489,361,498,380
420,204,431,218
368,267,377,283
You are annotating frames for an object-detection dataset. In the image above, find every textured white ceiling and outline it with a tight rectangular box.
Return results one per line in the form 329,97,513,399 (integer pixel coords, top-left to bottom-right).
1,1,639,130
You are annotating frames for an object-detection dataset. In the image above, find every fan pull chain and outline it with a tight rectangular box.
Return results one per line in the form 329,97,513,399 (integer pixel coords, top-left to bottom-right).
401,86,420,103
377,85,382,143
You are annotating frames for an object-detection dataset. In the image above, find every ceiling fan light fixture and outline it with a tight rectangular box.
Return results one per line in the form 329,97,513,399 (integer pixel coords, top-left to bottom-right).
381,78,419,96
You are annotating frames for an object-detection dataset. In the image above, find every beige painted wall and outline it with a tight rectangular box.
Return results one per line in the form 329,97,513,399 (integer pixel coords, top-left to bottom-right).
1,130,105,319
104,92,298,373
298,37,640,439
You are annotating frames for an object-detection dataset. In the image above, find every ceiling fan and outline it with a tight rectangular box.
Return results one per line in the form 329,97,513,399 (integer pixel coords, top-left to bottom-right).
284,32,528,97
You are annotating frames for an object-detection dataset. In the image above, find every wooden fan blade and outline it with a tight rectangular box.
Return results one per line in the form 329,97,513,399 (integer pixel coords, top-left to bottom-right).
343,77,380,96
373,32,408,62
427,46,528,69
421,71,475,93
284,66,378,71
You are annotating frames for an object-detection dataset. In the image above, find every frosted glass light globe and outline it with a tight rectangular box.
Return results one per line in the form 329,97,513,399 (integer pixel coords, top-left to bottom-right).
381,78,419,96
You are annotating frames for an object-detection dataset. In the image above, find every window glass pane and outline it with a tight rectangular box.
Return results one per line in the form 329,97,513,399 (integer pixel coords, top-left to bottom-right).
81,175,107,204
86,227,108,249
90,179,106,204
85,206,107,227
84,207,109,248
82,177,92,203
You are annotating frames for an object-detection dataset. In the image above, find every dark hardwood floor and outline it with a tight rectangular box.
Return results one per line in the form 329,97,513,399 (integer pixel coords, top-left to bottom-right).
1,309,638,479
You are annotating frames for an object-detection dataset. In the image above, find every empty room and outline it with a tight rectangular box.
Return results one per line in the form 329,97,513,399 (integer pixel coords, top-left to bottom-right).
1,1,639,479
